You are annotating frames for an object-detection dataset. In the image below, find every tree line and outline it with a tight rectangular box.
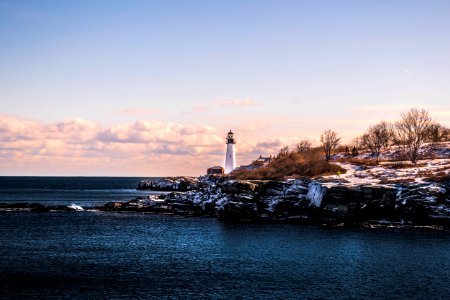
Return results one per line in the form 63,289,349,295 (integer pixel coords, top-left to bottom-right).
281,108,449,164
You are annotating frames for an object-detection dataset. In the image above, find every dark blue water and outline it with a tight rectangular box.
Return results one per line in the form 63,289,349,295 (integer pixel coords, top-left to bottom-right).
1,177,450,299
0,176,159,206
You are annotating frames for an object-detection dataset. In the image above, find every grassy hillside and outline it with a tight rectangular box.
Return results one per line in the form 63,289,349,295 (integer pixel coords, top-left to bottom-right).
232,149,346,180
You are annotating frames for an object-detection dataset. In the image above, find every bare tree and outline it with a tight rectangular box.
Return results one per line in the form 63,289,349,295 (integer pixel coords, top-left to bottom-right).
352,136,363,149
395,108,433,164
350,137,362,157
320,129,340,161
360,121,394,162
295,139,312,153
277,146,289,158
426,123,447,148
445,127,450,142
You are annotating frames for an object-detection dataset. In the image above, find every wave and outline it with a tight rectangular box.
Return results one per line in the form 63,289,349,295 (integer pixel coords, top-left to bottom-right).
67,204,84,211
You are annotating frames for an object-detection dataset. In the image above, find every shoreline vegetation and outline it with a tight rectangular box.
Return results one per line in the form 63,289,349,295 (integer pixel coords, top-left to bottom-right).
2,108,449,229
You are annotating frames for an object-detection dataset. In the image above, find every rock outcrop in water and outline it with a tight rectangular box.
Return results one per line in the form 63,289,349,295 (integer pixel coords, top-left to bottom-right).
99,175,450,227
2,175,448,228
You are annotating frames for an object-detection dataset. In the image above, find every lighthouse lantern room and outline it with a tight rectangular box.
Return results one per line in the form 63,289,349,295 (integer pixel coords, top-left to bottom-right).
224,130,236,174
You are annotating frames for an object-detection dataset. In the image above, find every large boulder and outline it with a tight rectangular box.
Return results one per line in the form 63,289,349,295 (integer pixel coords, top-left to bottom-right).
218,180,258,194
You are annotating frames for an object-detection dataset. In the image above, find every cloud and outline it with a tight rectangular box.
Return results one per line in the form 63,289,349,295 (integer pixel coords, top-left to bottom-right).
48,118,99,142
0,115,44,142
114,108,163,116
96,120,222,150
0,115,236,175
236,121,271,134
0,114,323,176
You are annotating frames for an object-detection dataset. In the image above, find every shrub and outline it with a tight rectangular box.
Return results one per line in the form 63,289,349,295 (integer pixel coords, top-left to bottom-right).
383,162,427,169
232,149,346,180
336,158,378,167
424,173,450,183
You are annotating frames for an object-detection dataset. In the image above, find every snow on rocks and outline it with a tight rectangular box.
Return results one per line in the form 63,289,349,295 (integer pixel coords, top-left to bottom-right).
138,194,165,206
137,177,199,191
284,180,309,198
424,184,447,196
118,159,450,225
306,182,327,207
329,158,450,188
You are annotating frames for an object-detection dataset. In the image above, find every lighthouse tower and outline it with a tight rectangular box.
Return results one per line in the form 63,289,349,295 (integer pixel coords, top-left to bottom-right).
224,130,236,174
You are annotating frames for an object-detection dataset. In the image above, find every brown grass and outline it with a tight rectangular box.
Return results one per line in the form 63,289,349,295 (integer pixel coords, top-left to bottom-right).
232,149,346,180
382,162,427,169
423,173,450,183
378,178,415,184
336,157,379,167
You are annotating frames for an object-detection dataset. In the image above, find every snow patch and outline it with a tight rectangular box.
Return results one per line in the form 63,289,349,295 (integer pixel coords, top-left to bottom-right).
424,184,446,195
307,182,327,207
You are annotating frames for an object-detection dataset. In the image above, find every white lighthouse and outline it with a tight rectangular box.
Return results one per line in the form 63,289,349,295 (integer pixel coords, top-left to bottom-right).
224,130,236,174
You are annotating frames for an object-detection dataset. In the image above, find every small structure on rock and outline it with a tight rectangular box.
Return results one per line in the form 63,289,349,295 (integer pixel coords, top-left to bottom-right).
235,155,273,171
207,166,224,176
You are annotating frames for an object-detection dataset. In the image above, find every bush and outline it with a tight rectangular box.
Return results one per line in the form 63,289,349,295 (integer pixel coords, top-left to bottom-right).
423,173,450,183
232,149,346,180
382,162,427,169
336,158,378,167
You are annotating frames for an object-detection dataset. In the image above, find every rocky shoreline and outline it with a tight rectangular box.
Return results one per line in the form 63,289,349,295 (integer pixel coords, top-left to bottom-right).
134,176,450,227
3,175,449,228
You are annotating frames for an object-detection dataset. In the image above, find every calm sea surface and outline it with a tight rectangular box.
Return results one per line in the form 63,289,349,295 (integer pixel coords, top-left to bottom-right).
1,177,450,299
0,176,159,206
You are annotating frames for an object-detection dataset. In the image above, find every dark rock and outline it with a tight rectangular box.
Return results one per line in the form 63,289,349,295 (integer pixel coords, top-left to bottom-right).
137,177,199,191
218,180,258,194
29,204,50,212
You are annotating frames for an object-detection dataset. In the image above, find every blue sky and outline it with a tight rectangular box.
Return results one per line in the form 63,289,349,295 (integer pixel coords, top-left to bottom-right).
1,0,449,175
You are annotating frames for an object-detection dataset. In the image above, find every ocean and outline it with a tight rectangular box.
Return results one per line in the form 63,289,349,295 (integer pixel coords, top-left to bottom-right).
0,176,159,207
1,177,450,299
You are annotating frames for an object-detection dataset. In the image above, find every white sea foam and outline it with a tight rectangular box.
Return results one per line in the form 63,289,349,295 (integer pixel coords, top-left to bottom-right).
68,204,84,211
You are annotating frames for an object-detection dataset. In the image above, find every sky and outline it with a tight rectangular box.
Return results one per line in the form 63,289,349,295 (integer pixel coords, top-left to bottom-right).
1,0,449,176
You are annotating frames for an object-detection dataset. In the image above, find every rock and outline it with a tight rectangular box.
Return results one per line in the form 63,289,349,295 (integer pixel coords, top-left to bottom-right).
9,174,443,227
422,184,446,196
137,177,199,191
135,177,450,226
29,204,50,212
218,180,258,193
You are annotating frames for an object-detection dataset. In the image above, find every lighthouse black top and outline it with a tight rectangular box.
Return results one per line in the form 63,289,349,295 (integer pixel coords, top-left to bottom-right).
227,130,235,144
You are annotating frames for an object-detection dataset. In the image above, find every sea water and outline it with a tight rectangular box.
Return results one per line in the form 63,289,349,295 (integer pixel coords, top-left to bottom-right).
1,177,450,299
0,176,158,206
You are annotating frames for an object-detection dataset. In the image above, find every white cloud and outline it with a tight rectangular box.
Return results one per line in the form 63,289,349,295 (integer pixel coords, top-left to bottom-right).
1,114,343,175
